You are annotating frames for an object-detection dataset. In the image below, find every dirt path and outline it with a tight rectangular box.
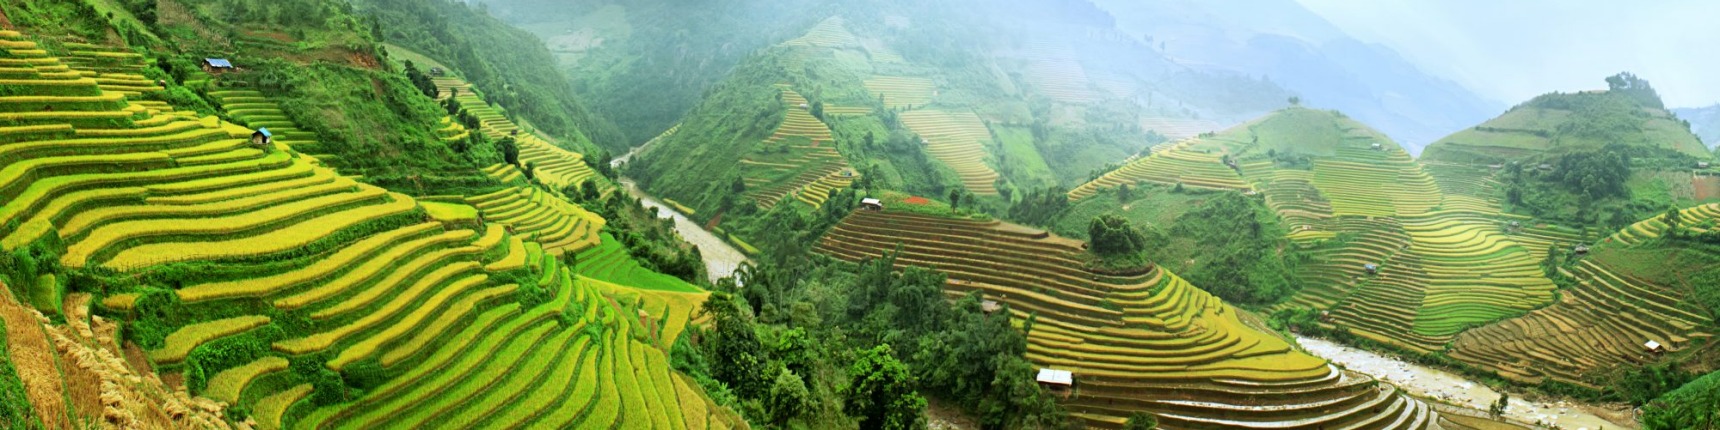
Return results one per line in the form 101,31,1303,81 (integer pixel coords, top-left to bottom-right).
1297,336,1636,430
0,283,69,428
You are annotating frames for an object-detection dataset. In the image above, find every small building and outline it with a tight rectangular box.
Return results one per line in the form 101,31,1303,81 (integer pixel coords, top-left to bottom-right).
981,300,1002,314
1363,263,1379,275
1574,244,1589,254
1644,340,1665,354
1700,161,1712,169
250,128,272,146
860,198,884,211
202,58,234,73
1538,163,1553,171
1035,368,1074,395
1371,142,1383,150
429,67,445,77
798,103,810,110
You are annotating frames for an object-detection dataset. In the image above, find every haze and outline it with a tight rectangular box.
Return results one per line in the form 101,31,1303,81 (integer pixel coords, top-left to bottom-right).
1297,0,1720,109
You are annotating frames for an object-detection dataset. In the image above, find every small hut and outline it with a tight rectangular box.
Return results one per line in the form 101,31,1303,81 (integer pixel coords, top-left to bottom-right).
250,128,273,147
1700,161,1712,169
1035,368,1074,396
981,300,1002,314
860,198,884,211
1574,244,1590,254
202,58,234,73
1363,263,1379,275
1644,340,1665,354
429,67,446,77
1370,142,1383,150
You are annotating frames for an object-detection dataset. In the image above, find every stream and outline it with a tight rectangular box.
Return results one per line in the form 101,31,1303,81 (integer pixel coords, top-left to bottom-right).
616,178,750,284
1296,336,1634,430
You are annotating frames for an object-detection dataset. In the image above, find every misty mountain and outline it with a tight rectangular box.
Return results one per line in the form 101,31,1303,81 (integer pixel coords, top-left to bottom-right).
1091,0,1502,153
1675,105,1720,149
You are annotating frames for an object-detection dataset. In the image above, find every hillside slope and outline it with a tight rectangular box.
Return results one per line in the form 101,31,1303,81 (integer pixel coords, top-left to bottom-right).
0,5,741,429
1424,82,1711,164
816,209,1441,429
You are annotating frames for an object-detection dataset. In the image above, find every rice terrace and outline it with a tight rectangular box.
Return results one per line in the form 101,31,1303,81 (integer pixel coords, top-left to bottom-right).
0,0,1718,430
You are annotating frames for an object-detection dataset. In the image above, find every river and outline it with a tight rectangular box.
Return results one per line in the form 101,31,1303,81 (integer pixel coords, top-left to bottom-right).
616,178,750,284
1295,336,1635,430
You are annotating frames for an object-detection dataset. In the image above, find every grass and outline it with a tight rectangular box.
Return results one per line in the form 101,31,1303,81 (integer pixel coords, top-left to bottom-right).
574,234,702,293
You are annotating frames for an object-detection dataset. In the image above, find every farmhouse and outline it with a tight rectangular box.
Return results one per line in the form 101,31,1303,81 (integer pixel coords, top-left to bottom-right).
1644,340,1665,354
860,198,883,211
203,58,234,73
250,128,272,146
1035,368,1074,396
1363,263,1379,275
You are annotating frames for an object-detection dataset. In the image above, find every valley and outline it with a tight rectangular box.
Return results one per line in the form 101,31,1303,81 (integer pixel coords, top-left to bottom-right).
0,0,1717,429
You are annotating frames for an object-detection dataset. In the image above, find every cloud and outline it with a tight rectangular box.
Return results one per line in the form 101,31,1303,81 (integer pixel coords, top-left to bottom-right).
1295,0,1720,108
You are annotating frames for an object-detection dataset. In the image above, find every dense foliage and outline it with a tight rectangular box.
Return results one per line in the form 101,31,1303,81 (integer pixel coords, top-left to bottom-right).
1164,193,1298,305
1642,370,1720,430
684,252,1073,429
353,0,624,152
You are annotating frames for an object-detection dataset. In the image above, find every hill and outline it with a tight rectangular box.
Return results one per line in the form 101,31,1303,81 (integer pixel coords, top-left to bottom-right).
815,208,1441,428
0,2,742,428
1424,75,1711,164
350,0,626,154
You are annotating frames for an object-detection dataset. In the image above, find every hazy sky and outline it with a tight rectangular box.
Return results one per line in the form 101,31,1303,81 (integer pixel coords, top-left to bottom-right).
1294,0,1720,109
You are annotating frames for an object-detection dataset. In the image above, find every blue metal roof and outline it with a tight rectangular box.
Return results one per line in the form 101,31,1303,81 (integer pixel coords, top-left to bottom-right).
256,127,272,137
205,58,234,68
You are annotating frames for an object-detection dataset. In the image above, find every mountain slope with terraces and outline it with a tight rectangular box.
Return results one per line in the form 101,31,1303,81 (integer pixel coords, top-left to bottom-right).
0,14,740,430
816,209,1440,429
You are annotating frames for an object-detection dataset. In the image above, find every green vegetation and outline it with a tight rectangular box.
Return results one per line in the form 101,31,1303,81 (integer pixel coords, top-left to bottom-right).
1643,370,1720,429
354,0,624,153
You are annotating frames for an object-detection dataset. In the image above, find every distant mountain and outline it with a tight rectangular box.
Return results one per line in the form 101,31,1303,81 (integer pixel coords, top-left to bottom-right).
1674,104,1720,149
1090,0,1502,153
1423,84,1711,164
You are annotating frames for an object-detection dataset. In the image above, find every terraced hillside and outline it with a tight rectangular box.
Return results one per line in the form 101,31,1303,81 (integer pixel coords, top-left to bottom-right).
1068,140,1251,200
816,210,1438,429
899,109,999,195
738,86,855,208
780,17,858,48
466,186,605,256
1423,88,1711,164
435,75,602,189
0,29,735,429
1449,255,1711,387
1013,41,1100,104
863,76,935,110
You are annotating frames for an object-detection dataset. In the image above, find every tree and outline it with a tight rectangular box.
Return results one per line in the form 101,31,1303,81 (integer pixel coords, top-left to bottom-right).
522,161,537,181
1287,96,1301,106
732,176,747,194
842,345,926,430
811,101,825,120
948,188,962,210
703,293,770,398
768,368,812,425
1088,215,1147,258
1116,184,1133,203
1664,207,1684,239
1124,412,1159,430
1489,393,1510,418
497,137,519,166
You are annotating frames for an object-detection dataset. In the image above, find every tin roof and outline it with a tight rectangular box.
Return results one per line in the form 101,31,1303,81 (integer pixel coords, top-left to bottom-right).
205,58,234,68
1036,368,1073,386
